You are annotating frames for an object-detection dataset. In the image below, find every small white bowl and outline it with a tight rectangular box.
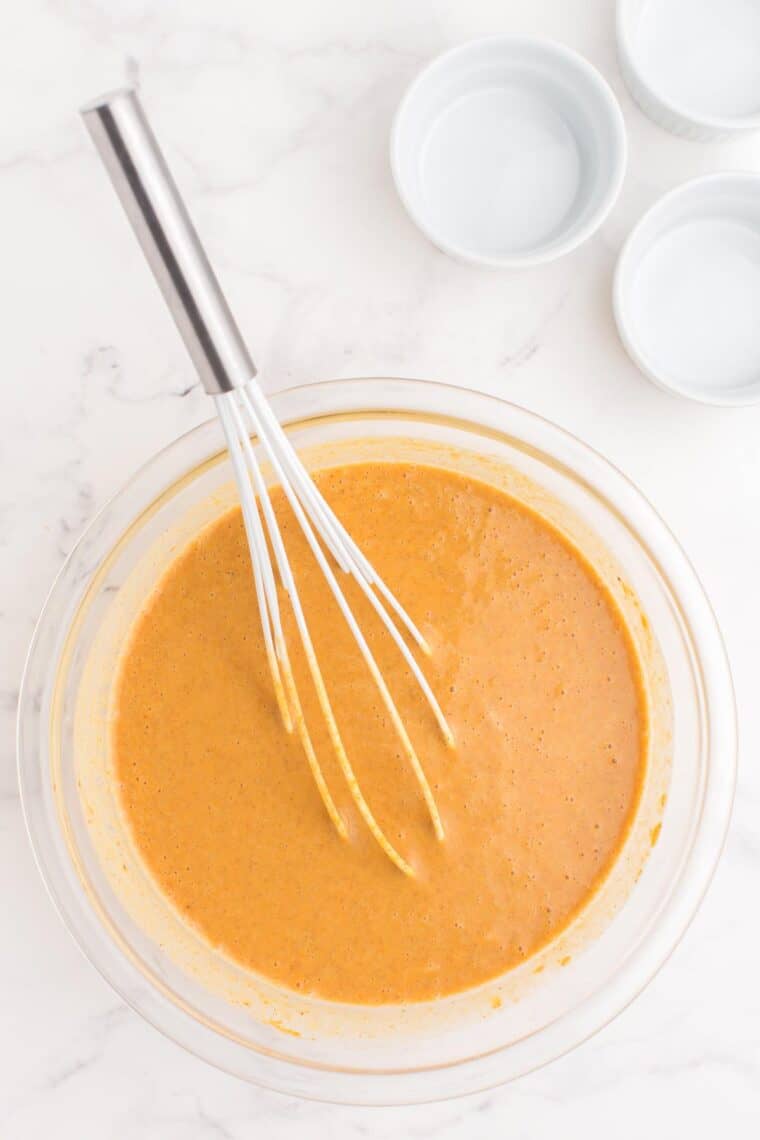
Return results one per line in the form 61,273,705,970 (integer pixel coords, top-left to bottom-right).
614,173,760,406
390,37,626,268
617,0,760,140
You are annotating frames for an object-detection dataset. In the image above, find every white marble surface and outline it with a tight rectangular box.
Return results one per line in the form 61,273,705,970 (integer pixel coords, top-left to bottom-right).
2,0,759,1135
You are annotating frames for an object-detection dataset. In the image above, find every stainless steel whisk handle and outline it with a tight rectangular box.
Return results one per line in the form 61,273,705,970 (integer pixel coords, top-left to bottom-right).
81,87,256,395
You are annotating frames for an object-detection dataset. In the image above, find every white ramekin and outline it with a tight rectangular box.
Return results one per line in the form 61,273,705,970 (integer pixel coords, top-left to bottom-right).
617,0,760,140
615,173,760,405
391,37,626,267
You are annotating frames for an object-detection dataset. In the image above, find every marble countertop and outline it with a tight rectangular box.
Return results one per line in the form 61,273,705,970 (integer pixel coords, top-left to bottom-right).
3,0,759,1135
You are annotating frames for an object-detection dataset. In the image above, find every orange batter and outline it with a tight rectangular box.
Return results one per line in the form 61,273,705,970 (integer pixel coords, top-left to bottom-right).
113,462,646,1004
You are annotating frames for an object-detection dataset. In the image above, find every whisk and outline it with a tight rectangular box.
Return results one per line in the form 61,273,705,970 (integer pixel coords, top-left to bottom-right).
81,88,453,875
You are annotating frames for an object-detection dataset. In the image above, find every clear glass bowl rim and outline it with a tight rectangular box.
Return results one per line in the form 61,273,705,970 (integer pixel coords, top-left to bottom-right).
17,376,737,1104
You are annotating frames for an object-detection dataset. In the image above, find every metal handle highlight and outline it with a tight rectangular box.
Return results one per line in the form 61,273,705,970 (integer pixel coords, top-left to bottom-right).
81,87,256,395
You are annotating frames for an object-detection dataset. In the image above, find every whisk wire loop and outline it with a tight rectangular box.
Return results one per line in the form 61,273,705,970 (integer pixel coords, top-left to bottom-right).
216,384,454,871
219,391,416,873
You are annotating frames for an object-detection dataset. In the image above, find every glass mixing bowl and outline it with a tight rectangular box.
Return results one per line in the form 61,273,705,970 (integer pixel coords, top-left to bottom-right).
18,378,735,1104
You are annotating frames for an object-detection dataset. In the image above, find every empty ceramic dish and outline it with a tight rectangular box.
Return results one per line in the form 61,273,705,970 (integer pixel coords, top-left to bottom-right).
614,173,760,405
390,36,626,267
617,0,760,139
